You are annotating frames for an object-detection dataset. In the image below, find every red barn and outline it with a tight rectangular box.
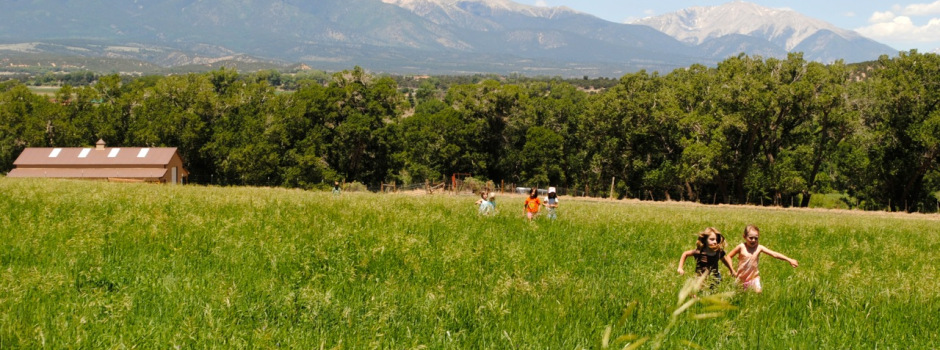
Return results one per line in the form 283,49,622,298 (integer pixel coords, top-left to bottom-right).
7,139,189,184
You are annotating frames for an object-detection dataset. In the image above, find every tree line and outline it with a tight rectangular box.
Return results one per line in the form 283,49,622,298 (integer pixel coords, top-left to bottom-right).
1,51,938,212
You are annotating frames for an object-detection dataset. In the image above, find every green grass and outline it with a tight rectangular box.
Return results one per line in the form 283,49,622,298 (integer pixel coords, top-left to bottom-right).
1,178,938,348
807,192,854,210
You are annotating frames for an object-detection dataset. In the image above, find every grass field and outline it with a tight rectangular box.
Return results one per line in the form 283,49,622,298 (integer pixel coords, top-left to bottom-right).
1,178,938,348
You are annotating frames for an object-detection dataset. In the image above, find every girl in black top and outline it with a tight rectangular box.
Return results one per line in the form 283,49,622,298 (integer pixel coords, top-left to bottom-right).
677,227,737,288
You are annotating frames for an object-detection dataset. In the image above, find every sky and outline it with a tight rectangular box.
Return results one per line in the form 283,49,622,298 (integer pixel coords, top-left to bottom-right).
528,0,940,52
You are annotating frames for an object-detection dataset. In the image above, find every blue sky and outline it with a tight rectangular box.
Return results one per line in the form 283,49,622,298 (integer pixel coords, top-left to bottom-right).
528,0,940,52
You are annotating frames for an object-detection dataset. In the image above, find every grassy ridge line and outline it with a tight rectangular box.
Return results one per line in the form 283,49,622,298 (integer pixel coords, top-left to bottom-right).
0,178,938,348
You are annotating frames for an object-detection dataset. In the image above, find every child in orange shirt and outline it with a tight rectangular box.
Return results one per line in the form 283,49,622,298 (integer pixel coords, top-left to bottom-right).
523,188,541,220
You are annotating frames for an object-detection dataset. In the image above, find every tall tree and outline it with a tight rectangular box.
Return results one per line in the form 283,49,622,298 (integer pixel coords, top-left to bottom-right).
521,126,565,186
857,51,940,211
327,67,404,184
0,83,54,171
579,70,669,198
669,64,724,203
131,74,220,181
796,61,854,207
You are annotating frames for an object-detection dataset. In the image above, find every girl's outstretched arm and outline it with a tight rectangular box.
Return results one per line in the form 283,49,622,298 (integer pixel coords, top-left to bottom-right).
761,246,799,268
677,250,695,275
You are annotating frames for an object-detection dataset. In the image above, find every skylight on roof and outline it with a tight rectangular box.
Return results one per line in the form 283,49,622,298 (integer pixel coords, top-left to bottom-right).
49,148,62,158
137,148,150,158
108,148,121,158
78,148,91,158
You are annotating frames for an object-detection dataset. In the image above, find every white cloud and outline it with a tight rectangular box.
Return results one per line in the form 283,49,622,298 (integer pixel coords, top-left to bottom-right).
643,9,655,16
869,11,897,23
860,16,914,36
844,11,856,18
902,1,940,16
534,0,548,7
856,2,940,48
857,15,940,43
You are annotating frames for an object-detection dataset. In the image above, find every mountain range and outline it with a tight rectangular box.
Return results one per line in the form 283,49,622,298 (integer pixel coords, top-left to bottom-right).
0,0,899,77
633,1,894,64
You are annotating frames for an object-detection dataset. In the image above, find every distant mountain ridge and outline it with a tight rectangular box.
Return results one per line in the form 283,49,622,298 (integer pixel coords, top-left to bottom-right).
633,1,896,63
0,0,897,76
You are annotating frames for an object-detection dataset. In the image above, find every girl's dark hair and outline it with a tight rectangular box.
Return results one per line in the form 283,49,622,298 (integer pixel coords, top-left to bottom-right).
529,188,538,198
548,192,557,199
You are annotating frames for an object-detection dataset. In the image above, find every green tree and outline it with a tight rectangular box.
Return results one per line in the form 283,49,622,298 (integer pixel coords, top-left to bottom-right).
521,126,565,186
326,67,404,184
396,101,479,183
0,83,52,171
668,64,724,203
206,74,281,186
131,74,219,181
444,80,522,181
855,51,940,211
795,61,855,207
277,80,337,188
578,70,671,198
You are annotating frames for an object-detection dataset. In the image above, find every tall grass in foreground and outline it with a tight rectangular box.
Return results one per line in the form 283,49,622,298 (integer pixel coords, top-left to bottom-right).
1,178,938,348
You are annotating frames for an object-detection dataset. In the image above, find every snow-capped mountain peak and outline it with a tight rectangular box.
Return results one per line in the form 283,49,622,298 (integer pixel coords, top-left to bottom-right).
633,1,855,51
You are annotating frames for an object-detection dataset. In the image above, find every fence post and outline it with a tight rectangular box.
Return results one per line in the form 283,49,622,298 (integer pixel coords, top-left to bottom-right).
609,177,615,200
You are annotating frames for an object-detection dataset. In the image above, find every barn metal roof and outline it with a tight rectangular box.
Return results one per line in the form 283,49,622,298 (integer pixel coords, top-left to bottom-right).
13,147,180,167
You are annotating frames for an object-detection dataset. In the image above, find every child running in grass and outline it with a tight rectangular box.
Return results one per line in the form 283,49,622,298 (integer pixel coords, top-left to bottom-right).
727,225,799,293
476,188,495,215
332,181,342,197
523,187,541,221
677,227,737,288
544,187,559,220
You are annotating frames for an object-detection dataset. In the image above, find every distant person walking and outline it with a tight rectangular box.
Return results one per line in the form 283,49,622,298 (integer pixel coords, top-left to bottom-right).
545,187,559,220
523,187,542,221
332,181,342,197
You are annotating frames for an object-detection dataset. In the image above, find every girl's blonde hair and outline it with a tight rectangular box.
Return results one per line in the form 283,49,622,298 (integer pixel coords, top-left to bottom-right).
695,227,726,251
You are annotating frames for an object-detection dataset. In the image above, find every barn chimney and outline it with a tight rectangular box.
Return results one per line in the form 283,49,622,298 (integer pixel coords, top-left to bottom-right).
96,139,106,151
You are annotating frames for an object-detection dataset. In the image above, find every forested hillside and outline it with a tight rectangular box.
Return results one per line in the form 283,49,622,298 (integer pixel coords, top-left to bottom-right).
1,52,938,212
